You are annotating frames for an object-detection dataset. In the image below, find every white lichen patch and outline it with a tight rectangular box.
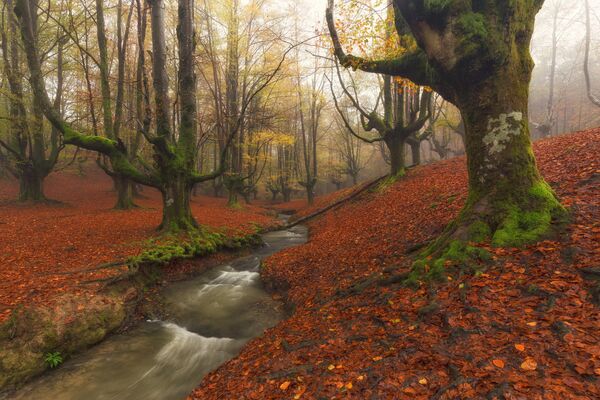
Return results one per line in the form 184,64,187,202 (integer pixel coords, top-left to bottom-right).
483,111,523,155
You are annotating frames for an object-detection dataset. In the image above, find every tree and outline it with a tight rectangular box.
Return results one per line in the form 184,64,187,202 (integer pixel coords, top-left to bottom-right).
331,103,369,185
327,0,566,254
427,95,464,160
93,0,137,209
330,62,431,176
584,0,600,108
0,0,64,202
16,0,228,231
295,53,325,205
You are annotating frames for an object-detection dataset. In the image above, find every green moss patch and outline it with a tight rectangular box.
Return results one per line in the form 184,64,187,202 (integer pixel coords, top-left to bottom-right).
492,181,567,247
372,171,405,194
407,240,491,286
129,227,262,267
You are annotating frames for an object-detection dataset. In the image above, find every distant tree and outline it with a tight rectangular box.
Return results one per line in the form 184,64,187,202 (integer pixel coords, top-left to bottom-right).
0,0,64,202
584,0,600,108
330,61,431,176
16,0,286,231
328,0,566,254
295,53,325,205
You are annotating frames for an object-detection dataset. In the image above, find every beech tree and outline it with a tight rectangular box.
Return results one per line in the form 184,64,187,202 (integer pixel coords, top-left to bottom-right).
331,62,431,176
17,0,233,230
0,0,64,202
327,0,566,251
584,0,600,108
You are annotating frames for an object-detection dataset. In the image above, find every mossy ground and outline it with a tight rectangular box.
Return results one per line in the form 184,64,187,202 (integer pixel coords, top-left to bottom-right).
0,295,125,390
371,171,405,193
407,180,568,286
129,226,262,268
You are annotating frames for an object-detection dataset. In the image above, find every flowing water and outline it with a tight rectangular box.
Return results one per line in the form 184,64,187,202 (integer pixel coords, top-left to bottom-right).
6,223,307,400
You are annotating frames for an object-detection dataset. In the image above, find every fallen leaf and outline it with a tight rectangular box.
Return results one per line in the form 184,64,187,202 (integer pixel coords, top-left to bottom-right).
418,378,428,385
280,381,291,390
492,359,505,368
515,344,525,352
520,358,538,371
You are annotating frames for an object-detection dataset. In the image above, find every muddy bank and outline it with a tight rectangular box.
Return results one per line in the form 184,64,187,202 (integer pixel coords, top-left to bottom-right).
0,231,265,393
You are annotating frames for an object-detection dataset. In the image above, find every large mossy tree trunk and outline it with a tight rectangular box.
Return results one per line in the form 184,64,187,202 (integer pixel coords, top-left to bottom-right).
327,0,565,254
451,66,564,248
159,177,197,231
113,175,136,210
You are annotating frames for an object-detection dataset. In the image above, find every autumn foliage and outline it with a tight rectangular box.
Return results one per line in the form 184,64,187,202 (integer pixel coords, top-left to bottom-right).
0,164,275,323
190,130,600,399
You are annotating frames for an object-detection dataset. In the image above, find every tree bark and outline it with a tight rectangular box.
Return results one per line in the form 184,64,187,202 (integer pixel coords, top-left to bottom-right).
448,64,564,247
114,175,135,210
410,141,421,166
160,177,197,231
387,137,406,176
18,164,45,202
328,0,565,251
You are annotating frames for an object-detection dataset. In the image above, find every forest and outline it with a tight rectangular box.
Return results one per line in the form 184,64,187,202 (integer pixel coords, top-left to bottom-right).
0,0,598,399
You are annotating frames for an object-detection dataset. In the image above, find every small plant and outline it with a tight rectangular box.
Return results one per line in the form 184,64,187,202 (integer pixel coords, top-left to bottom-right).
44,351,63,368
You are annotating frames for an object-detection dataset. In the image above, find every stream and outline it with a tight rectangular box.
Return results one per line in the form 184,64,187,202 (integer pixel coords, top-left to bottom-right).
7,222,307,400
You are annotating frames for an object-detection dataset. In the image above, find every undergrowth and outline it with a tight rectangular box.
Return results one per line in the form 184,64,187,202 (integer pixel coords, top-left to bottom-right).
128,226,263,268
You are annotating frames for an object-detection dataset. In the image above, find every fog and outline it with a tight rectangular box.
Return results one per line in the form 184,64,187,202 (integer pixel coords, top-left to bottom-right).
302,0,600,136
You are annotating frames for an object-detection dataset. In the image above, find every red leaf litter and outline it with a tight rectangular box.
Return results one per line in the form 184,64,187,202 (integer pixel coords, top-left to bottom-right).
0,164,275,323
190,129,600,399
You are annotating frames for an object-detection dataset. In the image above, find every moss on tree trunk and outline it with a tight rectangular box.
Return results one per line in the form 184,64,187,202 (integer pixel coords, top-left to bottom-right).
159,177,197,232
449,69,565,248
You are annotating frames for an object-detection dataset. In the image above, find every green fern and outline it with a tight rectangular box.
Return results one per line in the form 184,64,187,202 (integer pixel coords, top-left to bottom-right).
44,351,63,368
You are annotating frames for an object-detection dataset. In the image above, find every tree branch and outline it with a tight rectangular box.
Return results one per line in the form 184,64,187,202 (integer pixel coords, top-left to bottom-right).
326,0,435,87
14,0,161,189
328,75,383,144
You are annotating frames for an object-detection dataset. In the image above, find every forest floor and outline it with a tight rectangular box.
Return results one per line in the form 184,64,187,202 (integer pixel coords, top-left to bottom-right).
0,165,276,324
191,129,600,400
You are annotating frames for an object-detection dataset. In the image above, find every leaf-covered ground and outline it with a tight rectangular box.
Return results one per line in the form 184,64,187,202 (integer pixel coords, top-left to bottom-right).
191,130,600,399
0,165,276,323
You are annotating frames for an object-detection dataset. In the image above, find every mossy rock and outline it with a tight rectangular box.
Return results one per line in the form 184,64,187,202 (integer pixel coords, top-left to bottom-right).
0,295,126,390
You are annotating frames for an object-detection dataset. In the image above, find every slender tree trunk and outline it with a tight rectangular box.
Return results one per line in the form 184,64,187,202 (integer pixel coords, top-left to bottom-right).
305,183,315,205
410,141,421,166
387,137,406,176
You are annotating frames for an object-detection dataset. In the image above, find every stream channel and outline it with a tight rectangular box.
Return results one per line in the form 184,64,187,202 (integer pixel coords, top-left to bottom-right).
6,221,307,400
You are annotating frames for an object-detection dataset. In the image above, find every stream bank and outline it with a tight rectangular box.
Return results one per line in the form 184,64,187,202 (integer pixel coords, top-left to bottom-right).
1,223,307,400
0,225,266,393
